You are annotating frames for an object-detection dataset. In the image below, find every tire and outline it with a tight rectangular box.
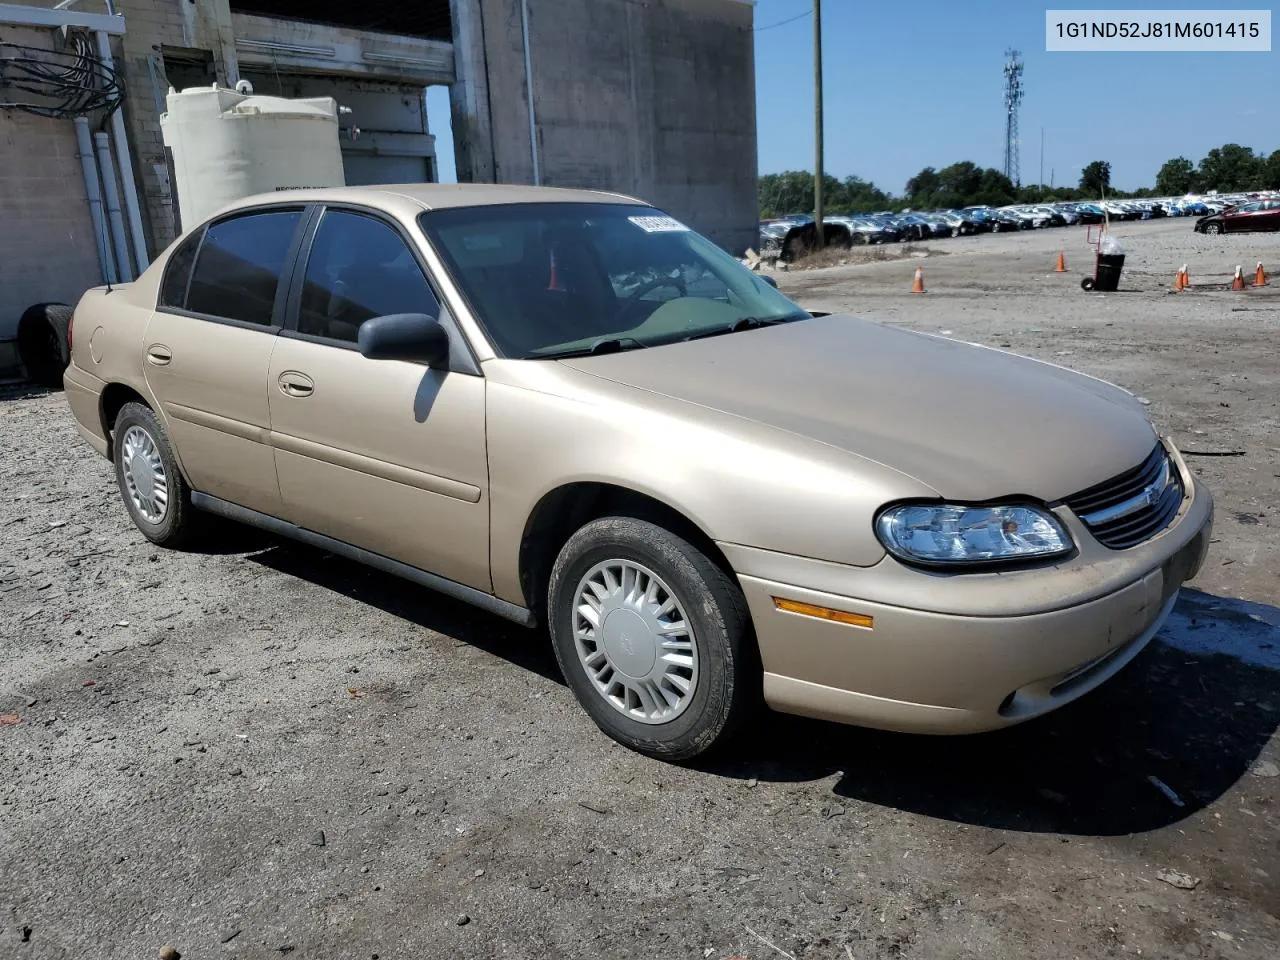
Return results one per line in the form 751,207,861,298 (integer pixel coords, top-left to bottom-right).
782,228,811,262
1081,276,1095,291
111,402,198,548
547,517,756,762
1205,223,1221,235
17,303,72,389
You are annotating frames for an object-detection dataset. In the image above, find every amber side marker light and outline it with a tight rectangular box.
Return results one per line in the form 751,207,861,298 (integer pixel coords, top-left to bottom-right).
772,597,874,629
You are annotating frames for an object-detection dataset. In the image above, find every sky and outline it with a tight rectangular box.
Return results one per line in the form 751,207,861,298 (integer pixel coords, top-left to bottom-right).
426,86,456,183
753,0,1278,192
428,1,1276,193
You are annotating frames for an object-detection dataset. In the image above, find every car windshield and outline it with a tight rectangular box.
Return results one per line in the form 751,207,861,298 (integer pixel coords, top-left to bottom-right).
419,203,808,359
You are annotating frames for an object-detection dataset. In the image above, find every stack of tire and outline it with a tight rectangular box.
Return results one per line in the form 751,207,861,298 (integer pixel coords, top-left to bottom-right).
16,303,72,389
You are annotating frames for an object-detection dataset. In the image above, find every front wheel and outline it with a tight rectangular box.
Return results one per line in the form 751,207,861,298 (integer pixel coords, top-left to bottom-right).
1204,223,1221,235
547,517,756,761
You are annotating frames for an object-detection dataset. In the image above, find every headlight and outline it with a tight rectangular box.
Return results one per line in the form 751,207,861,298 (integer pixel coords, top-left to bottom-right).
875,504,1072,566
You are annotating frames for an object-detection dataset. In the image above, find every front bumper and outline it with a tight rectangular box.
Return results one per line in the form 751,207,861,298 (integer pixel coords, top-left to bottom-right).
725,455,1214,735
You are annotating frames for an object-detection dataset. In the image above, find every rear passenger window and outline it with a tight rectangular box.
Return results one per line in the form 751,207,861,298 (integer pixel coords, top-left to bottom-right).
159,228,202,308
186,210,302,325
297,210,440,344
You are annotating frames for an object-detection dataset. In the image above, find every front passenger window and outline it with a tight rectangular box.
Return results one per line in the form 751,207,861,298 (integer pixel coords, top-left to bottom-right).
297,211,441,344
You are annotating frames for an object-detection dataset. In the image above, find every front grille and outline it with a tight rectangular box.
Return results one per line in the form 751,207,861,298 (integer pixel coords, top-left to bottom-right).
1062,444,1184,549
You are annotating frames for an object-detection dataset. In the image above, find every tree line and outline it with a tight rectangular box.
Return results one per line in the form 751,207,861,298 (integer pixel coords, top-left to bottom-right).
760,143,1280,218
1155,144,1280,195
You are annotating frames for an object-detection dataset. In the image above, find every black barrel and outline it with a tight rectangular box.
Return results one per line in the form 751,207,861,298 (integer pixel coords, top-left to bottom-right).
1094,253,1125,292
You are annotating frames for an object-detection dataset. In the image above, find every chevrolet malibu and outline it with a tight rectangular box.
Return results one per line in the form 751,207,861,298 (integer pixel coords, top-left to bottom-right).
62,185,1213,760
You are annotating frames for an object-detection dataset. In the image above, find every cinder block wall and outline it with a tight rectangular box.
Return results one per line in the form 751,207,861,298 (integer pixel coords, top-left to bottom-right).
0,26,104,345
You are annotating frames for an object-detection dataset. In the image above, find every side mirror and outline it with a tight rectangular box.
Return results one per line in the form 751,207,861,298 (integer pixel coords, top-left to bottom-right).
760,275,779,289
358,313,449,366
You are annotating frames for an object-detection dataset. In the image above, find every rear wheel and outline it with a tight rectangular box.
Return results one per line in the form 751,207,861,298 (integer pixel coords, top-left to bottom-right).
112,402,198,548
547,517,756,761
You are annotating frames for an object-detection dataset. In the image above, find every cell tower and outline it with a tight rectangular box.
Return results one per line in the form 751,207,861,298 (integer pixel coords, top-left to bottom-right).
1002,49,1024,187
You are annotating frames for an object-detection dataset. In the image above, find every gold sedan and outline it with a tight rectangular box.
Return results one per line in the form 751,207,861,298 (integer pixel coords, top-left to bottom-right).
63,185,1213,760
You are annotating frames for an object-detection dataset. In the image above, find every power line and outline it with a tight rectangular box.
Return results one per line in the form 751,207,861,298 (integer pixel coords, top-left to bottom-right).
756,8,812,31
0,36,122,121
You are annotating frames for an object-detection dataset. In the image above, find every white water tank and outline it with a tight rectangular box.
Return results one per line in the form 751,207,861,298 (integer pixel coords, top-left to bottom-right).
161,84,346,230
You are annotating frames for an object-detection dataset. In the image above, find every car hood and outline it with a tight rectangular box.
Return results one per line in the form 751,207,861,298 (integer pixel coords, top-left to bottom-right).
558,315,1156,502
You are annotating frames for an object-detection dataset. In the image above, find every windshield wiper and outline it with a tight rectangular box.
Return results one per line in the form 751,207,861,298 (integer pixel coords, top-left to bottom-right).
537,336,648,359
682,311,810,341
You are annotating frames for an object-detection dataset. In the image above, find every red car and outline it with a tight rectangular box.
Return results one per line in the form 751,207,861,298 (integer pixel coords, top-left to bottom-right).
1195,199,1280,234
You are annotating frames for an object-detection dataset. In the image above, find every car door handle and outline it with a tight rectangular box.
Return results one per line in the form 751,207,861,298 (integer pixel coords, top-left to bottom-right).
146,344,172,366
278,371,314,398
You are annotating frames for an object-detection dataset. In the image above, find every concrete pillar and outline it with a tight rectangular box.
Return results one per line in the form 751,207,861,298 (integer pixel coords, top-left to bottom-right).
449,0,496,183
622,1,657,199
189,0,240,85
477,0,536,186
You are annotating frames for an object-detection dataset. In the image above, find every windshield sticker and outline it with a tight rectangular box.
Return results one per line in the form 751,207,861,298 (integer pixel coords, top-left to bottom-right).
629,215,690,233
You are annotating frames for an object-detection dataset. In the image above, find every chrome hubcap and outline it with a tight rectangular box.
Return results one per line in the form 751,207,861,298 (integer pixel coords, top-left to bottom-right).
572,560,697,725
121,425,168,524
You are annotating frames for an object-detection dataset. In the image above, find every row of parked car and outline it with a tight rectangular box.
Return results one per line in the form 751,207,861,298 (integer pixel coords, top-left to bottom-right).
758,192,1280,258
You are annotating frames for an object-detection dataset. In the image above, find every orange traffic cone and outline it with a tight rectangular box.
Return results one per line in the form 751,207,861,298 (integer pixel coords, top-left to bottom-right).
911,265,925,293
547,248,562,291
1255,262,1268,286
1055,251,1067,273
1181,264,1191,290
1231,265,1245,291
1172,267,1185,292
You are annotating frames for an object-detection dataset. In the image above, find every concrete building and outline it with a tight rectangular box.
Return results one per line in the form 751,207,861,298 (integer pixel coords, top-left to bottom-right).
1,0,758,375
0,23,107,347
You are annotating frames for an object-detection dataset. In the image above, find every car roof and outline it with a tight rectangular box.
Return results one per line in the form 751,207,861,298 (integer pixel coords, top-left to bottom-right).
207,183,650,222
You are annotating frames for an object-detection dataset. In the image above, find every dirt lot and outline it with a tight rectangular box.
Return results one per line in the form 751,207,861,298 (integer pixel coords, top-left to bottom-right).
2,217,1278,960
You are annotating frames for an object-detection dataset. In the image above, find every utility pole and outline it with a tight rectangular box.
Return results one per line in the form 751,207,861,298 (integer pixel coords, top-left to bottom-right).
1039,127,1044,189
813,0,824,249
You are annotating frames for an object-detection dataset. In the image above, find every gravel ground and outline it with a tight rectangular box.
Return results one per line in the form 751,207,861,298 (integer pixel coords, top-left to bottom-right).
2,217,1278,960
